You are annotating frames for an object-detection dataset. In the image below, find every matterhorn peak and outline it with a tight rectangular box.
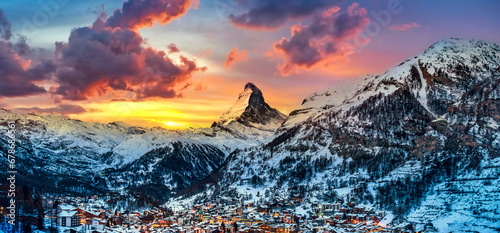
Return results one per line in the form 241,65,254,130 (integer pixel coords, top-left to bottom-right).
244,82,258,91
218,82,286,127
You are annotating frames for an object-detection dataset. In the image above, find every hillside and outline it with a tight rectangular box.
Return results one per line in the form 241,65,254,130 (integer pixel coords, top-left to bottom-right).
203,38,500,232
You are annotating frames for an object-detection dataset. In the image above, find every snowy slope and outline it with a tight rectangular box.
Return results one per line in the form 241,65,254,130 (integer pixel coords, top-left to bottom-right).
0,82,287,197
282,38,500,132
219,84,255,126
1,38,499,231
209,38,500,231
215,82,287,142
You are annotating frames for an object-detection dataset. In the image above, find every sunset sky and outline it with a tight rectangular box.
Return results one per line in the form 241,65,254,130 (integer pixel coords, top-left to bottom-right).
0,0,499,129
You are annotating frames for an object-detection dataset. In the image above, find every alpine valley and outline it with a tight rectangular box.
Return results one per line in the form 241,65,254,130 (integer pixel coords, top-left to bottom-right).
1,38,500,232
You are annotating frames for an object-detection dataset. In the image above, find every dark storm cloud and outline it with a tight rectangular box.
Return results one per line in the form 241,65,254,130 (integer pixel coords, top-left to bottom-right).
54,23,203,100
0,0,202,100
53,1,204,100
0,40,56,97
229,0,343,29
274,3,369,75
0,10,55,98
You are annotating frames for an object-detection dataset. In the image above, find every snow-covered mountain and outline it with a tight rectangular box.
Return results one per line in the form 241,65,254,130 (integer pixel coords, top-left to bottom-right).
0,82,286,199
2,38,499,231
206,38,500,232
215,82,287,141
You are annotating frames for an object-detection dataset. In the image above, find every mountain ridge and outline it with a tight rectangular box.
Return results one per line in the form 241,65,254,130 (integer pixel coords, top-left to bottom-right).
196,38,500,232
0,82,287,199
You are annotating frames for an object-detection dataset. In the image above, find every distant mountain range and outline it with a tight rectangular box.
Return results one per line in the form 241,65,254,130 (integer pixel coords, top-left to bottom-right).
1,38,500,231
0,81,286,198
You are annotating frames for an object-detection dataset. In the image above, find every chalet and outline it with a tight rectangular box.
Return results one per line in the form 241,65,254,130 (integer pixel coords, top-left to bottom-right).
193,227,206,233
364,207,374,215
346,214,358,222
58,211,81,227
322,203,333,215
77,208,103,224
257,223,272,232
320,226,339,233
205,225,218,233
271,224,290,233
58,204,77,213
333,213,344,220
357,214,368,222
203,213,212,221
258,204,269,213
332,203,341,212
354,207,365,214
237,227,251,233
81,218,105,231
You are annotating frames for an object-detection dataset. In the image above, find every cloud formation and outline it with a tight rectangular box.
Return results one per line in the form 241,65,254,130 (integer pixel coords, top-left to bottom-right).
229,0,343,30
224,47,248,68
167,43,180,53
389,22,420,31
0,11,56,98
15,104,87,116
106,0,198,30
0,10,12,40
1,1,201,100
274,3,369,75
53,0,204,100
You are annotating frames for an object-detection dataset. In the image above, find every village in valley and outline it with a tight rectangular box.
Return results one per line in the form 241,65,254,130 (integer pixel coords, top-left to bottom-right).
37,192,419,233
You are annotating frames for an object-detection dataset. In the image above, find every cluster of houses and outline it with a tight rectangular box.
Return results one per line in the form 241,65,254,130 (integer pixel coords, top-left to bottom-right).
158,198,414,233
47,195,415,233
51,196,171,232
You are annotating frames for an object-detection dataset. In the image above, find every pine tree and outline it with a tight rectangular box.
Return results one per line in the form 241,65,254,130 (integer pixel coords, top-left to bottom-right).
22,220,32,233
233,222,238,232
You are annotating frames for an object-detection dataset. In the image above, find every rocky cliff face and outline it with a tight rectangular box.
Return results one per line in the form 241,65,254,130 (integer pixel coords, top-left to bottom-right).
215,82,287,141
219,82,286,126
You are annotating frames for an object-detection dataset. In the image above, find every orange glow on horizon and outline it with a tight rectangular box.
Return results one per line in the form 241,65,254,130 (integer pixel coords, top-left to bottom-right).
5,77,317,130
67,100,228,129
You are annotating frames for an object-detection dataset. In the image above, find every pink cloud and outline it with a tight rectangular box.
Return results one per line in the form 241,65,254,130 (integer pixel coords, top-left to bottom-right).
106,0,198,30
167,43,180,53
274,3,370,76
52,0,205,100
224,47,248,68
